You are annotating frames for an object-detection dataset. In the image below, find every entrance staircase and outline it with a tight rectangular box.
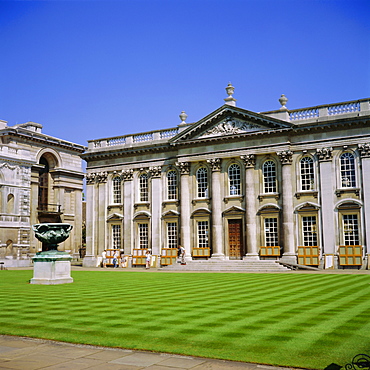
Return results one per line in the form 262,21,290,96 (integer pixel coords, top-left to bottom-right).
161,259,291,272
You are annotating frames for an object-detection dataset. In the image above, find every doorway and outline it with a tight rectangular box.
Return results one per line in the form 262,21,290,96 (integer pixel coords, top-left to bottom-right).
228,219,243,259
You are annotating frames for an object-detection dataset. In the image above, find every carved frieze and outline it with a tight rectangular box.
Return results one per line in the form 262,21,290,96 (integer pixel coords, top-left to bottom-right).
277,150,293,164
176,162,190,175
121,169,134,181
240,154,256,168
198,117,263,138
316,147,333,161
358,143,370,158
207,158,221,172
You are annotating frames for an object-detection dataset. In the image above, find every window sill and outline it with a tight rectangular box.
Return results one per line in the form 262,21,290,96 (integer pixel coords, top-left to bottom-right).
335,188,360,197
192,198,210,205
295,191,318,199
258,193,280,201
224,195,244,203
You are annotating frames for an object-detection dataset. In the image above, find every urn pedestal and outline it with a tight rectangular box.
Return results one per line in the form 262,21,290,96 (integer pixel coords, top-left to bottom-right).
30,223,74,285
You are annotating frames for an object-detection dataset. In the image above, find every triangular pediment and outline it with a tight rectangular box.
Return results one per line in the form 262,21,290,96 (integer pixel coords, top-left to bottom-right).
171,105,292,143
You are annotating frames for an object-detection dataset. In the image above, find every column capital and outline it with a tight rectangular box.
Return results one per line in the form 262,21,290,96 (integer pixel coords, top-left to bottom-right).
277,150,293,165
207,158,221,172
85,173,95,185
240,154,256,168
149,166,162,178
86,171,108,184
176,162,190,175
358,143,370,158
121,169,134,181
316,147,333,162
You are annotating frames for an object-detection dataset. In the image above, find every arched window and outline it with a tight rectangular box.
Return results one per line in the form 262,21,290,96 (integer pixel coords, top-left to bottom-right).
139,173,149,202
112,176,122,204
38,156,49,210
196,167,208,198
167,170,177,200
340,152,356,188
263,160,276,193
300,157,314,191
228,164,241,195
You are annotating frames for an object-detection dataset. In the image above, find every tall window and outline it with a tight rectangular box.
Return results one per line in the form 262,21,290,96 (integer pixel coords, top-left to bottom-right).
197,221,209,248
38,156,49,210
6,194,14,214
340,152,356,187
112,176,122,204
138,223,149,249
167,222,178,248
139,173,149,202
263,160,277,193
167,170,177,200
228,164,241,195
300,157,314,191
343,214,359,245
264,218,278,246
196,167,208,198
302,216,317,246
112,224,121,249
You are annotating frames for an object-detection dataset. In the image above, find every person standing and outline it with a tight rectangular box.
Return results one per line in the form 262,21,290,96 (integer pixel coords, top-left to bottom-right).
113,250,119,268
179,245,186,265
102,250,107,268
145,249,151,269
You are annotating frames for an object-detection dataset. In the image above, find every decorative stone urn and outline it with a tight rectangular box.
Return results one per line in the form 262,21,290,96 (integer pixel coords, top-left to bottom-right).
30,223,74,285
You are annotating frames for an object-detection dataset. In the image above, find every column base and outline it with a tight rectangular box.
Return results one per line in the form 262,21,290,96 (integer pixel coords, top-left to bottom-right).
83,255,98,268
243,253,260,261
280,253,297,265
210,253,225,260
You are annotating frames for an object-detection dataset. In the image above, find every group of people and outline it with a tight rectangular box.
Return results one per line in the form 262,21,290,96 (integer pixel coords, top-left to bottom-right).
101,250,126,268
101,245,186,269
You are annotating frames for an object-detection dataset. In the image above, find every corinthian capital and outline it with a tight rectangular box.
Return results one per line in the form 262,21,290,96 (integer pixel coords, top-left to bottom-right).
207,158,221,172
277,150,293,165
176,162,190,175
316,147,333,161
121,169,134,181
96,171,108,183
358,143,370,158
85,173,96,185
149,166,162,178
240,154,256,168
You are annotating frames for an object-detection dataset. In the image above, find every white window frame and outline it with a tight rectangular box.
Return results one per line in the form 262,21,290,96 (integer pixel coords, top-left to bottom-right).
139,173,149,202
197,220,209,248
300,156,314,191
112,176,122,204
111,224,122,249
228,163,241,196
263,217,279,246
340,152,356,188
167,170,178,200
196,167,208,198
263,160,277,193
166,222,178,249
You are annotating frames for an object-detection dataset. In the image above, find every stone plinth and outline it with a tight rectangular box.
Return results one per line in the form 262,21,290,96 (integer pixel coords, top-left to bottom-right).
30,251,73,285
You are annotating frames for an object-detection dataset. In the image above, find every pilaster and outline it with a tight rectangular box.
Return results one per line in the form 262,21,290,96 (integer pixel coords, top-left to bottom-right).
122,169,134,255
149,166,162,256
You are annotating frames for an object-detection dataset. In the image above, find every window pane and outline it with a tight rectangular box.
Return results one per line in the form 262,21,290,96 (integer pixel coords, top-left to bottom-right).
167,222,178,248
300,157,314,191
340,153,356,187
140,174,149,202
302,216,317,246
196,167,208,198
167,170,177,199
343,214,359,245
198,221,209,248
264,218,278,246
113,177,121,203
263,161,276,193
112,225,121,249
139,223,149,249
229,164,241,195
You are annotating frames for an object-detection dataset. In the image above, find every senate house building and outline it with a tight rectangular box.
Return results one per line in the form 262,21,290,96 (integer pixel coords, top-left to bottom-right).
0,120,85,267
82,85,370,270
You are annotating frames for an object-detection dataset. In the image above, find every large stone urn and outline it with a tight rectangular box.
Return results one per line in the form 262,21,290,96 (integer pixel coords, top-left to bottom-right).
30,223,74,285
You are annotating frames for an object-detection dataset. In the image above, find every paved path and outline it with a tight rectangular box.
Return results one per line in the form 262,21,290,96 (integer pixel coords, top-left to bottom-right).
0,335,302,370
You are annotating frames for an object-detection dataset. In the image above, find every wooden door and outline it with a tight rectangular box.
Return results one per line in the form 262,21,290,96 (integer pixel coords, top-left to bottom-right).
228,219,243,259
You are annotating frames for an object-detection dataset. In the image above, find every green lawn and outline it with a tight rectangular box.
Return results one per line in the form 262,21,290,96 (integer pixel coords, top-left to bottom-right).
1,270,369,369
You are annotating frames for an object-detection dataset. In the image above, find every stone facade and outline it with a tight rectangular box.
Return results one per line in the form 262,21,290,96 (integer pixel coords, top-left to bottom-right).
0,120,85,267
82,86,370,270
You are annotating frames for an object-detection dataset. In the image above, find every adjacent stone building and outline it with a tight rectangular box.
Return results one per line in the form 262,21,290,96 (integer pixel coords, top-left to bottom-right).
82,85,370,270
0,120,85,266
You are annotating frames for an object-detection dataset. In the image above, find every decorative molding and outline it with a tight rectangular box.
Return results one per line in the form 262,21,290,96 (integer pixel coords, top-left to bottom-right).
358,143,370,158
85,173,96,184
207,158,221,172
316,147,333,161
224,195,244,204
121,169,134,181
258,193,280,201
149,166,162,178
277,150,293,164
175,162,190,175
335,188,360,197
295,191,318,199
198,117,263,138
240,154,256,168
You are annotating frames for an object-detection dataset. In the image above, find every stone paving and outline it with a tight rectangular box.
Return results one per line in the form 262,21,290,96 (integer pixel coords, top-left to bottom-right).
0,335,301,370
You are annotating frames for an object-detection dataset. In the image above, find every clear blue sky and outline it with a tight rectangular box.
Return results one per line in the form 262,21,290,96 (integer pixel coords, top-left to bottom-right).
1,0,369,146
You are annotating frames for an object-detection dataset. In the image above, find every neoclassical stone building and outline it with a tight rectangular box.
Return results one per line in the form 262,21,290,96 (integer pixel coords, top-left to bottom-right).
82,85,370,269
0,120,85,266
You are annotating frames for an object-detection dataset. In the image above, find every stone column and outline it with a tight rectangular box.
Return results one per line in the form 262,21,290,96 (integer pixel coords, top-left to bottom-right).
97,172,108,256
207,158,224,259
358,144,370,268
149,166,162,256
176,162,191,258
122,169,134,255
316,148,336,268
277,150,296,263
83,172,97,267
241,154,259,260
